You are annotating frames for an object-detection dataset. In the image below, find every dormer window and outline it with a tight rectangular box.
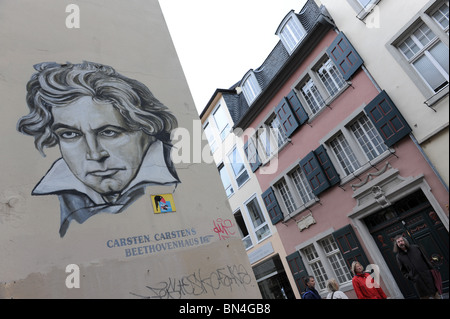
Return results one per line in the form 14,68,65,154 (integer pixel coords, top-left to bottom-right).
241,71,261,105
276,11,306,54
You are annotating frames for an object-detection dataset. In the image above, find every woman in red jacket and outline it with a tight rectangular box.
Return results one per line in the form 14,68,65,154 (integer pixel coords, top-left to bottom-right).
351,261,387,299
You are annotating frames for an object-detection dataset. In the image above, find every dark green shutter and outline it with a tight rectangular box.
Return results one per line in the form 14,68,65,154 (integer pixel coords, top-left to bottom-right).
326,32,363,81
261,187,283,225
286,251,308,295
364,90,411,147
244,139,261,172
314,145,340,187
332,224,370,272
286,90,309,126
300,151,330,196
275,97,299,137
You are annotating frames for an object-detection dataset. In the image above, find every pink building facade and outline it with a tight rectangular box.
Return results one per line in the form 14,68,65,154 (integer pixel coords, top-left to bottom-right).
232,1,449,299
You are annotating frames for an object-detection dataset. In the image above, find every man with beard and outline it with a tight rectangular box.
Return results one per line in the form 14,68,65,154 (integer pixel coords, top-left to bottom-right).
394,235,440,299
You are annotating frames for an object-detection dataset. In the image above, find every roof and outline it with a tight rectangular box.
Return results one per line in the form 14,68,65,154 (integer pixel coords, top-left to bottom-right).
200,0,334,128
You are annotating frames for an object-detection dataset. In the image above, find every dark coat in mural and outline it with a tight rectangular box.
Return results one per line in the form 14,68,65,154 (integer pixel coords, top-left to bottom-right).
17,61,180,237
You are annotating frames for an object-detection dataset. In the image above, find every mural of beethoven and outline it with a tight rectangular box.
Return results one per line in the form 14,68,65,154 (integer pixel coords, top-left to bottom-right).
17,61,180,237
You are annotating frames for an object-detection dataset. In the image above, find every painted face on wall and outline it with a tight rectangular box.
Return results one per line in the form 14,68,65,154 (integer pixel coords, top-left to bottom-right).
51,96,153,197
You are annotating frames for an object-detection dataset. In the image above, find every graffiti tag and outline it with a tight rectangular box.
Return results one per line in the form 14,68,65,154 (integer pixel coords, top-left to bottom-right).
130,264,252,299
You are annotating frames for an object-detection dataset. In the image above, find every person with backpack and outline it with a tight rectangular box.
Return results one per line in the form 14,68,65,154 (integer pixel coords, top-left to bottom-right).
326,278,348,299
302,276,322,299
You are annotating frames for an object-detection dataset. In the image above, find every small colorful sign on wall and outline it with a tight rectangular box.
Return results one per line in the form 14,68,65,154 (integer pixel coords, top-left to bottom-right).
151,194,176,213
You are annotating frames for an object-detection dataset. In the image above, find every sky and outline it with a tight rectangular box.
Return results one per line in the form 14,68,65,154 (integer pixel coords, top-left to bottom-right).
159,0,307,115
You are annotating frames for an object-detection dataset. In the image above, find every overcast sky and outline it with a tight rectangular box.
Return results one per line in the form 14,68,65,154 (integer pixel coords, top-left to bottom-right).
159,0,307,114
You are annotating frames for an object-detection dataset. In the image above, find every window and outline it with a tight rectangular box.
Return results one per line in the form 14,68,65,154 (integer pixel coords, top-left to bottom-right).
218,163,234,197
300,77,326,115
277,12,306,54
242,72,262,105
295,54,350,118
324,113,389,178
388,1,449,104
213,104,231,140
330,133,361,176
233,209,252,249
256,115,288,162
432,1,449,33
290,167,315,205
398,23,449,93
301,236,352,292
319,237,353,285
347,0,381,19
203,122,217,153
276,179,297,214
245,196,271,242
271,165,316,219
228,147,249,187
350,115,388,161
317,59,346,97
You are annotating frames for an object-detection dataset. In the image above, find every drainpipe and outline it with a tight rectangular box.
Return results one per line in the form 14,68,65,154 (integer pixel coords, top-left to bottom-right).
409,133,448,192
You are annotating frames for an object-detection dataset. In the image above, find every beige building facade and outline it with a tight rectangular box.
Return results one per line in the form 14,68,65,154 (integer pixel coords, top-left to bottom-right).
0,0,260,299
200,91,299,299
316,0,449,189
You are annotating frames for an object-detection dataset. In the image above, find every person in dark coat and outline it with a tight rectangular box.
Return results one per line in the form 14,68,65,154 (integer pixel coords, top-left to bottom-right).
394,235,440,299
302,276,322,299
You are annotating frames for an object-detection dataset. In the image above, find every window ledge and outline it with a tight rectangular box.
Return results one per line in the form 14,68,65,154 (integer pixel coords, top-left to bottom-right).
282,198,319,223
424,85,449,108
339,150,394,186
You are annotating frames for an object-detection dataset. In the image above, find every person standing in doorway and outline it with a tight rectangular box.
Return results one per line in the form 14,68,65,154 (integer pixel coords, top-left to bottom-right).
394,235,441,299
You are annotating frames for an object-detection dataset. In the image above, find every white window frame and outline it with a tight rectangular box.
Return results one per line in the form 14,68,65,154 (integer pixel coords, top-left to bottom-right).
228,146,250,188
320,106,390,184
212,103,231,141
203,121,217,153
295,229,354,296
293,52,350,120
432,1,449,34
243,194,271,243
388,1,449,106
233,208,253,250
255,114,288,164
270,164,317,221
317,58,347,98
398,23,449,94
275,178,297,215
347,0,381,20
276,11,306,54
218,163,234,198
242,72,262,105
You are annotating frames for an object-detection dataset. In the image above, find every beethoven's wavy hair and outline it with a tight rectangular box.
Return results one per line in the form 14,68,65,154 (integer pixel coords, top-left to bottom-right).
17,61,178,156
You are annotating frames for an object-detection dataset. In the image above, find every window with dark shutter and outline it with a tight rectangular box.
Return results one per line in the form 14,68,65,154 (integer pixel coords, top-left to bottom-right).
300,151,331,196
326,32,364,81
332,225,370,272
364,90,411,147
261,187,284,225
274,97,299,137
286,251,308,295
244,139,261,173
314,145,340,187
286,90,309,126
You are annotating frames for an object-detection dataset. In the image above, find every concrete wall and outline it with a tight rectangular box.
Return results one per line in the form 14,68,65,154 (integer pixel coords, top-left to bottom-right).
0,0,260,299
